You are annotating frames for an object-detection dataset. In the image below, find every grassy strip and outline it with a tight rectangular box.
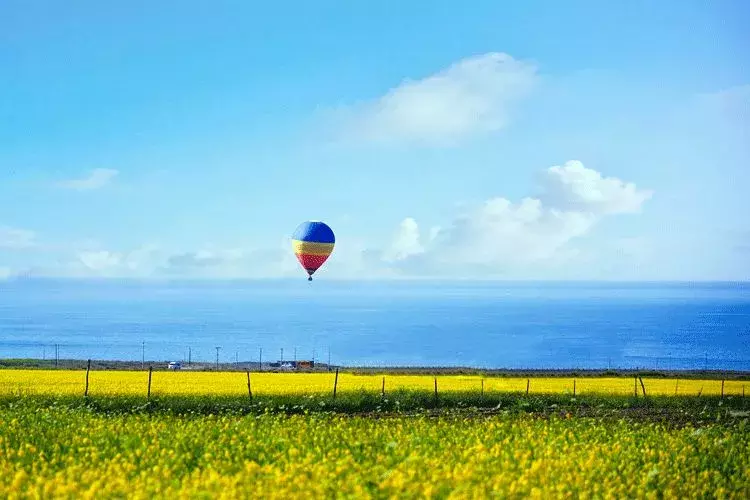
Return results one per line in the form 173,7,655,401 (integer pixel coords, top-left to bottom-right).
2,390,747,424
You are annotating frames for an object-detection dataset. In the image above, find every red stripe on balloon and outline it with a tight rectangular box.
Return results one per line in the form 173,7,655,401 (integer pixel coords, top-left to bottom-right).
296,253,330,273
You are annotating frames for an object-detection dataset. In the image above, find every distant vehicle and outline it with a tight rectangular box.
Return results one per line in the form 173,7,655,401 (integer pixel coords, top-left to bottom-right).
168,361,182,370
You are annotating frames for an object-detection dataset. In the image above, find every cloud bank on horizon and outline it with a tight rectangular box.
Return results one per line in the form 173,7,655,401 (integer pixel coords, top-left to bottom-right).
4,159,654,280
377,161,653,278
1,2,748,282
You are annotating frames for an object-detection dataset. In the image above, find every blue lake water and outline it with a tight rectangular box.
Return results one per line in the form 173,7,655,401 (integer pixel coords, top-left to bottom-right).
0,279,748,370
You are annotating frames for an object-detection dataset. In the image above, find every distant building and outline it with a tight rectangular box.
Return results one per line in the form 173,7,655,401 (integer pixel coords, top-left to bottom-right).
268,360,314,370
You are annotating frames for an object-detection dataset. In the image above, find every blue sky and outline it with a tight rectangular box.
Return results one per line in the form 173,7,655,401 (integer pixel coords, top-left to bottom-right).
1,0,748,280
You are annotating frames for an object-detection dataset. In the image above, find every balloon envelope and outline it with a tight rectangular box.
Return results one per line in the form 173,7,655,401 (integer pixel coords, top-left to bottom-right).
291,221,335,279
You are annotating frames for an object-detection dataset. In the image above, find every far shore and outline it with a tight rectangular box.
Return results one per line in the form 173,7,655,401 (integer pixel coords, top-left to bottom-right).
1,358,748,379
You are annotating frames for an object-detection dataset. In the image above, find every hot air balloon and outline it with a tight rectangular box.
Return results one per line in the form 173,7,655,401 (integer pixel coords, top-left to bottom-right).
291,220,335,281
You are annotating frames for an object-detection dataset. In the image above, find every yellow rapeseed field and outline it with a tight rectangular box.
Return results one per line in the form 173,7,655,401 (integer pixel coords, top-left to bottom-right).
2,369,748,497
1,407,748,498
0,369,745,397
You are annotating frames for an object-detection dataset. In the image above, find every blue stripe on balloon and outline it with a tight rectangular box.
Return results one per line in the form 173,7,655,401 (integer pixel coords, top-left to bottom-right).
292,221,335,244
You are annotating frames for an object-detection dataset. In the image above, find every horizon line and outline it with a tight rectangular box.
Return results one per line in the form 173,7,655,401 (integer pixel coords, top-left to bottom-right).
2,276,748,285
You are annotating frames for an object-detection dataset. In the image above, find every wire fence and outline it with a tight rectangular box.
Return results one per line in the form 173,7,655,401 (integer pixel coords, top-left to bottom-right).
1,366,747,400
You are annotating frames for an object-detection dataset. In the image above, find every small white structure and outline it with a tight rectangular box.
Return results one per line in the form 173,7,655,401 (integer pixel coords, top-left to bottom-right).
168,361,182,370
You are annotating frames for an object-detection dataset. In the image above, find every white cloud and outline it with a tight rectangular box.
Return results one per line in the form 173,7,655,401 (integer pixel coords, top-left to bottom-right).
539,160,653,215
16,243,286,280
58,168,119,191
161,249,248,276
334,52,538,145
165,251,226,270
158,244,295,279
373,161,653,277
157,239,384,280
381,218,424,262
77,250,123,272
67,245,163,277
0,226,36,249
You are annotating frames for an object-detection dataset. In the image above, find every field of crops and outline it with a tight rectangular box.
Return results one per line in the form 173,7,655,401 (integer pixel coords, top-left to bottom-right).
1,402,748,498
2,370,748,498
1,369,745,398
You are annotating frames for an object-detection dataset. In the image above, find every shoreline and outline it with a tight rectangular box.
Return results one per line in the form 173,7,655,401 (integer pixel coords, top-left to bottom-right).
2,358,748,379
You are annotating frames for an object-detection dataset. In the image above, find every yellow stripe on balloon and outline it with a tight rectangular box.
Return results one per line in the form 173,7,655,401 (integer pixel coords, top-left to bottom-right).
291,240,335,256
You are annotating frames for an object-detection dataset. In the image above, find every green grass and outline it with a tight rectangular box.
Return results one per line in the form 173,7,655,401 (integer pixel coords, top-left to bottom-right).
2,390,747,426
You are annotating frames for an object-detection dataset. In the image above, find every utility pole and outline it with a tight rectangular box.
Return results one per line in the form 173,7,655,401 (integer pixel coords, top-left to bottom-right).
215,346,221,370
294,347,297,364
188,347,191,366
312,347,316,365
280,348,284,363
55,344,59,368
235,350,239,365
259,347,263,371
142,341,145,370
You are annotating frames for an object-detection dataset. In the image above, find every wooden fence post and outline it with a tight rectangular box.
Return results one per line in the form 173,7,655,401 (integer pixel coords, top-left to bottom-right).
147,366,153,399
381,376,385,397
434,377,438,403
526,379,530,396
721,379,725,398
634,376,638,397
675,380,678,396
246,371,252,400
481,378,484,398
639,376,647,397
333,368,339,399
573,379,576,397
84,359,91,397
